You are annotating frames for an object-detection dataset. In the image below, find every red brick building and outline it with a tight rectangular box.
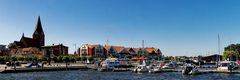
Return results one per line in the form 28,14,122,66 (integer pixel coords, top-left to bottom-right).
41,44,68,56
13,16,45,48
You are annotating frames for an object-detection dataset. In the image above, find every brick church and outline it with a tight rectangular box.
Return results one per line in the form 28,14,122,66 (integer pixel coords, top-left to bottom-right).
14,16,45,48
11,16,68,56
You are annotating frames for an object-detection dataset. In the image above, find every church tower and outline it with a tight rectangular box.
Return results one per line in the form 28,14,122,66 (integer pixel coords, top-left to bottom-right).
33,16,45,47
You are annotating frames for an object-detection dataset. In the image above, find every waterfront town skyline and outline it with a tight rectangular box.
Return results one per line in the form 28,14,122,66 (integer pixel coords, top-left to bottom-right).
2,0,240,56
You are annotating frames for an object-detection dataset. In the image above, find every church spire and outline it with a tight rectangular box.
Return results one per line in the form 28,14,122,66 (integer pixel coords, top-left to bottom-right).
33,16,45,47
33,16,44,35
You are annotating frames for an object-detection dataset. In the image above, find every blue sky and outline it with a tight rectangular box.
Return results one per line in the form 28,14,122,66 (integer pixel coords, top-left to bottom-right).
1,0,240,56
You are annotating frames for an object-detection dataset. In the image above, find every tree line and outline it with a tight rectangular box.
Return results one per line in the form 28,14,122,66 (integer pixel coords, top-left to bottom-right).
0,56,94,64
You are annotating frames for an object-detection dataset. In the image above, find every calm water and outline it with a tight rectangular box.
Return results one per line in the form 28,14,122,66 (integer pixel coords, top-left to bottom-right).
0,70,239,80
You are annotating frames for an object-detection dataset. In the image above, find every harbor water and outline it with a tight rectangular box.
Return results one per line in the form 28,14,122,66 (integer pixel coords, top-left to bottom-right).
0,70,239,80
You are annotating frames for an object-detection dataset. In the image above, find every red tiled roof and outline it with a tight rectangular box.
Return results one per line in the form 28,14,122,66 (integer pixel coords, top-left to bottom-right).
145,47,159,54
112,46,125,53
132,48,141,52
21,48,32,52
87,44,98,48
103,45,112,50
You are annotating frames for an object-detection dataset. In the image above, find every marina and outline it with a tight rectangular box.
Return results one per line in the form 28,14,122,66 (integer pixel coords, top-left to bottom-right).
1,61,240,75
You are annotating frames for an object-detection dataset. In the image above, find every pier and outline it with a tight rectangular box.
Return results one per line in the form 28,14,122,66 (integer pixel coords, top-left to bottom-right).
0,63,90,73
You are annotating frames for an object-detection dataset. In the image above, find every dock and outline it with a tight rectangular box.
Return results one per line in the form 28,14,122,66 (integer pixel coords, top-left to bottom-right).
0,63,90,73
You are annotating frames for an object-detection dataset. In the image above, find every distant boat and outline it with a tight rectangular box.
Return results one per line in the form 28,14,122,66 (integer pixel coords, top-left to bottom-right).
148,61,162,73
98,58,120,72
217,61,239,72
182,63,199,75
162,62,177,69
132,59,149,73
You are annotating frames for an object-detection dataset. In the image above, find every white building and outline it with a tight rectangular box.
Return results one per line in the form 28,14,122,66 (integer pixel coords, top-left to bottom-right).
78,44,105,58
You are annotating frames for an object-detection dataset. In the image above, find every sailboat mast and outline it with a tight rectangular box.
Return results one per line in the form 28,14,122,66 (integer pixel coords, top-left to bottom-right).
142,40,145,56
217,34,221,67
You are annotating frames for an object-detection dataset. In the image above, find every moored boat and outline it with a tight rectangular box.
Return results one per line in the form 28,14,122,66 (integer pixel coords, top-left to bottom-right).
132,58,149,73
217,61,239,72
98,58,120,72
148,61,162,73
182,64,199,75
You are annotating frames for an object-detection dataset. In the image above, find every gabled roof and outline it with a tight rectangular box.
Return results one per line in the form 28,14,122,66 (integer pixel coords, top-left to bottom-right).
41,44,68,48
87,44,98,48
132,48,141,52
103,45,112,50
21,37,37,47
112,46,125,53
14,41,24,47
119,48,130,54
103,45,125,53
145,47,159,54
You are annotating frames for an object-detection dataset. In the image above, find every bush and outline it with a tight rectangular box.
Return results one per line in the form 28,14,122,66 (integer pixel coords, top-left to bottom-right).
88,57,94,62
17,56,24,61
81,57,87,61
0,57,4,61
62,56,70,62
25,57,33,61
69,56,76,63
37,57,42,62
57,56,63,62
33,57,38,61
52,56,58,62
42,57,48,61
125,55,132,59
4,56,10,61
11,57,17,61
75,56,81,61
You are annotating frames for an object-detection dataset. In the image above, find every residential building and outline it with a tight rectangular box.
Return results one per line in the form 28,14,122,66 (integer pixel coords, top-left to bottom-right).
79,44,106,58
10,47,41,56
41,44,68,56
0,44,8,56
0,45,6,50
79,44,162,59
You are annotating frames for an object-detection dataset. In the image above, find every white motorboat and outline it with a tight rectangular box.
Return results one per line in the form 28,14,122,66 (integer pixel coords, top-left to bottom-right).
133,65,149,73
148,65,162,73
217,61,239,72
162,62,177,69
132,59,149,73
98,58,120,72
148,62,162,73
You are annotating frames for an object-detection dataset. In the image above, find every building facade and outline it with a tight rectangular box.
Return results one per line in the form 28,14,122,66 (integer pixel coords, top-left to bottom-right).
41,44,68,56
78,44,162,59
0,45,8,56
79,44,105,58
0,45,6,50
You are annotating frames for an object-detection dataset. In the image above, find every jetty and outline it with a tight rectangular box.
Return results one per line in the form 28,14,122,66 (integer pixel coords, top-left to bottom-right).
0,63,90,73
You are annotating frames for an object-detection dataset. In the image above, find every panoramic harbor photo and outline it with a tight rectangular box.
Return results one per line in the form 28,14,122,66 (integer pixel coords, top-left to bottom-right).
1,0,240,80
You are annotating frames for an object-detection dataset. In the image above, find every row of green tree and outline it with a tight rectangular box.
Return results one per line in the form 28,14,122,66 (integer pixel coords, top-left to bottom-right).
0,56,94,63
